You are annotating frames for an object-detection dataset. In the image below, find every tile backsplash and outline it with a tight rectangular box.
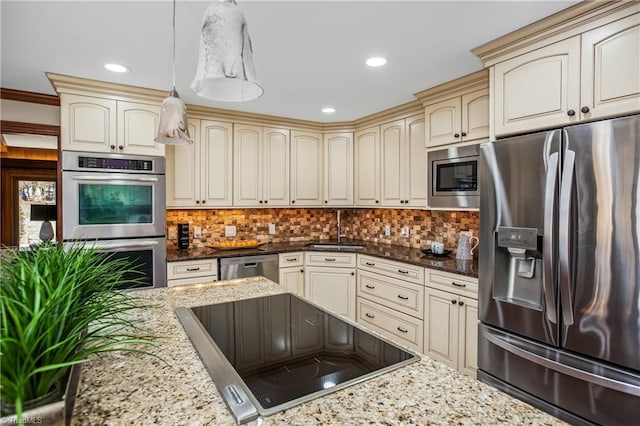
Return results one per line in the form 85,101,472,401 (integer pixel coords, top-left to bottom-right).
166,208,479,252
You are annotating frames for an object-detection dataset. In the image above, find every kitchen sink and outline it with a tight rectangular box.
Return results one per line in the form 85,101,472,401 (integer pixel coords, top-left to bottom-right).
304,243,364,250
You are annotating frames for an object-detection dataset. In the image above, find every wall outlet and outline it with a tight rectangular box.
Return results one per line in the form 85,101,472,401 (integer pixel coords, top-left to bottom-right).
194,226,202,239
384,225,391,237
225,225,236,237
401,227,410,238
268,223,276,235
168,227,177,240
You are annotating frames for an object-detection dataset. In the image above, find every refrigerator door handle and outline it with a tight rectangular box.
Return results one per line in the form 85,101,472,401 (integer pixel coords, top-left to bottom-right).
483,328,640,397
543,151,559,324
559,147,576,326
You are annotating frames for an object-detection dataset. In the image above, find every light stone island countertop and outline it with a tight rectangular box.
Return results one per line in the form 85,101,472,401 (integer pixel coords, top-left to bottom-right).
72,278,564,425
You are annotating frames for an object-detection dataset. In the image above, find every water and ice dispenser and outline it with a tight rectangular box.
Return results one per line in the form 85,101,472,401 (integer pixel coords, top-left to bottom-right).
492,226,544,309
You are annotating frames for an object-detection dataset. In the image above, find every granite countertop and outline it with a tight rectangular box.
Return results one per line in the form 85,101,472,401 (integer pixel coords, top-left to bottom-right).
167,240,479,278
72,279,563,425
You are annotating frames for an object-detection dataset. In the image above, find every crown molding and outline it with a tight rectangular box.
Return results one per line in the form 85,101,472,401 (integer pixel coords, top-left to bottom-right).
353,100,424,129
472,1,639,66
414,69,488,107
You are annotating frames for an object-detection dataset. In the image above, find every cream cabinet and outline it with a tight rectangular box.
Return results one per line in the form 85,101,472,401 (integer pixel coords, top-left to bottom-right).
278,252,305,297
166,119,233,207
357,298,423,353
60,94,164,156
423,269,478,377
304,252,356,321
167,258,217,287
234,124,290,206
354,126,381,206
290,131,323,206
323,132,353,206
424,88,489,148
493,12,640,136
380,114,426,208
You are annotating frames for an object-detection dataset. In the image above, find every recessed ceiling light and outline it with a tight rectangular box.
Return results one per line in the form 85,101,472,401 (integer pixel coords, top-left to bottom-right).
366,57,387,67
321,107,336,113
104,63,130,73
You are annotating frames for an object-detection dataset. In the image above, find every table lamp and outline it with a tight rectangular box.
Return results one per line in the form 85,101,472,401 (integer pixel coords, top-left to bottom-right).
30,204,57,243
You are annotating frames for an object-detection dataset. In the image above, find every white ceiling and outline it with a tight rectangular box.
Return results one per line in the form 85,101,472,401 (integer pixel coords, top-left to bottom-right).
1,0,578,123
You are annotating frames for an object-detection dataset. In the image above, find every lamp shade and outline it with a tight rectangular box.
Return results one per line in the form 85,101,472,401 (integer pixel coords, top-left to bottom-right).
155,88,193,145
30,204,57,221
191,0,263,102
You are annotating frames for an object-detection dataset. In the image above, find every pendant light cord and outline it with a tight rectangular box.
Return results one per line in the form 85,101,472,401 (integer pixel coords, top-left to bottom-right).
172,0,177,89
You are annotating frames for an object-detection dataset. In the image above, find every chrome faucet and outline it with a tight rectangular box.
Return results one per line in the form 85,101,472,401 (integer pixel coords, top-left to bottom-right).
337,209,346,243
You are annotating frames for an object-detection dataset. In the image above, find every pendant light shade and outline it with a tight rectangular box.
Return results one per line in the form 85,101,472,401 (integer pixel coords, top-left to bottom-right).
191,0,263,102
155,0,193,145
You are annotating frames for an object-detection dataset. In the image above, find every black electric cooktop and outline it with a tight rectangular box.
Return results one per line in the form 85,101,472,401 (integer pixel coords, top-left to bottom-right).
175,293,419,424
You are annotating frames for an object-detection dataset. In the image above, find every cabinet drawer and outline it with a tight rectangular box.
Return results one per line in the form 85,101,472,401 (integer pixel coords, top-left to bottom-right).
357,270,424,319
357,254,424,285
305,252,356,268
279,252,304,268
357,298,423,353
426,268,478,298
167,259,217,280
167,275,217,288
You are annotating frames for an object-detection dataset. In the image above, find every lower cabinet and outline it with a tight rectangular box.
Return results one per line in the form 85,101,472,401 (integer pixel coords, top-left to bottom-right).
167,259,217,287
304,252,356,321
278,252,305,297
356,298,423,353
423,270,478,377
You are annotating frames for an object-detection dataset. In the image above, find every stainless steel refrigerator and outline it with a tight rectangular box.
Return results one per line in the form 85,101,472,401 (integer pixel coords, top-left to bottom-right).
478,114,640,425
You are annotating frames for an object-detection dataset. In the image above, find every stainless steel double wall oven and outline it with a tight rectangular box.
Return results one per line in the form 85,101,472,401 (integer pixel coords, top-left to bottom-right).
62,151,166,288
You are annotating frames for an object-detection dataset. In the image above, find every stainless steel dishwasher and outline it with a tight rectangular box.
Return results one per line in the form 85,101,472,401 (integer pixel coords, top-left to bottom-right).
219,254,279,283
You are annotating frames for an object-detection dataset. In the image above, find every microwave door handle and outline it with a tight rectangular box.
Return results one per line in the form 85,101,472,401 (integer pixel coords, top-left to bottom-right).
543,151,559,324
559,147,576,326
72,176,159,182
89,240,159,249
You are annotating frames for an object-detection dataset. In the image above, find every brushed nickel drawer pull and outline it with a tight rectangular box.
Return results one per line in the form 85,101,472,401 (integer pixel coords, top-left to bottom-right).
324,258,336,262
186,267,201,271
365,262,376,266
398,269,409,274
397,295,409,300
365,284,375,289
397,326,408,333
451,281,466,287
286,257,297,261
365,313,375,319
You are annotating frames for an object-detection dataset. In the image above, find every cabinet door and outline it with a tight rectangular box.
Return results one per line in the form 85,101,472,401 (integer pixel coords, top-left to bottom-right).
279,267,305,297
305,267,356,321
234,124,262,206
263,127,290,206
323,133,353,206
354,126,380,206
380,120,405,207
201,120,233,206
61,94,116,152
423,287,458,369
424,97,461,148
457,295,478,377
117,101,164,156
493,36,581,136
405,114,426,207
461,88,489,142
581,13,640,120
291,131,323,206
166,119,200,208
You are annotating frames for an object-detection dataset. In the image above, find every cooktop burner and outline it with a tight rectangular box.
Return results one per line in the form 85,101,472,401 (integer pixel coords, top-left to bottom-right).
176,293,419,423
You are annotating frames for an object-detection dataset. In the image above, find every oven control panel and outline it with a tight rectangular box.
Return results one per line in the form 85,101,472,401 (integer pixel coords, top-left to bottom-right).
78,156,153,171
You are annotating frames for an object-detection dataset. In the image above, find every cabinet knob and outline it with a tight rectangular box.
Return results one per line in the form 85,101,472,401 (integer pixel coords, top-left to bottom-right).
324,200,328,204
400,200,405,204
292,200,296,204
202,200,206,204
300,269,304,273
459,301,465,306
118,145,124,150
454,133,460,138
110,145,116,150
196,200,200,204
259,200,263,204
461,132,467,137
351,272,355,276
405,200,409,204
264,200,268,204
452,299,457,304
581,106,590,114
375,200,379,204
567,109,576,117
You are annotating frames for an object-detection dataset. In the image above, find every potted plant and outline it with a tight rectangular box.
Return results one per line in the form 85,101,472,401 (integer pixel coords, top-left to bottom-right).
0,242,157,424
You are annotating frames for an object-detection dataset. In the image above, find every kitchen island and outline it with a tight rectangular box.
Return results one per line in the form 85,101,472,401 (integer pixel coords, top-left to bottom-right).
72,278,563,425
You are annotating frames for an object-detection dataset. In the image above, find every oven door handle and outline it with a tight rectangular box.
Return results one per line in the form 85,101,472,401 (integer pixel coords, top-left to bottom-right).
72,176,159,182
90,240,160,249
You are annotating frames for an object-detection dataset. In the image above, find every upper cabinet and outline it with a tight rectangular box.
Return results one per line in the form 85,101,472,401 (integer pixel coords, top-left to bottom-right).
291,130,323,206
354,126,381,206
323,132,353,206
380,114,426,208
473,3,640,137
60,94,164,156
234,124,290,207
166,119,233,208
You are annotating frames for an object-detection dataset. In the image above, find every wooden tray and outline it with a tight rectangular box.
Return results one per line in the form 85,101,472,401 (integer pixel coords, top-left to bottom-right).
209,242,265,251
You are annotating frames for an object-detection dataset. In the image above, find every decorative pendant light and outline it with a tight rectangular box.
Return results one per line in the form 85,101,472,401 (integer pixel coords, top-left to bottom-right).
191,0,263,102
155,0,192,145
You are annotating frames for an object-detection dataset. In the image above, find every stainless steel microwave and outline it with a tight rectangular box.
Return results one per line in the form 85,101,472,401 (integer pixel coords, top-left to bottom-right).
427,144,480,208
